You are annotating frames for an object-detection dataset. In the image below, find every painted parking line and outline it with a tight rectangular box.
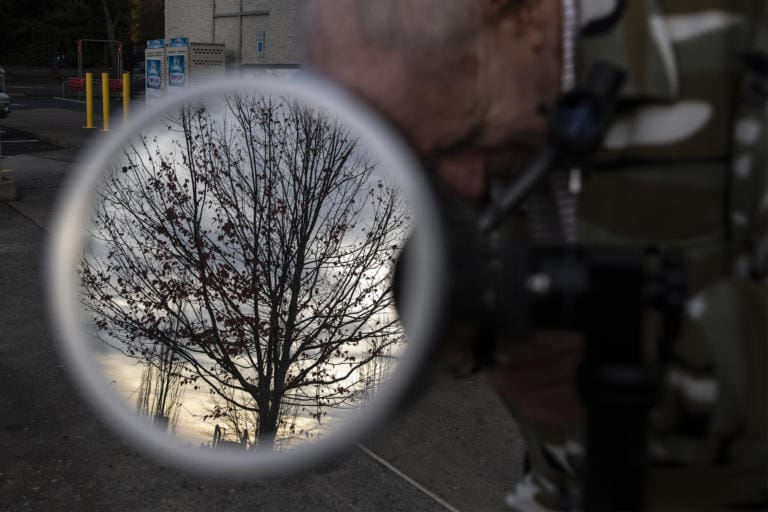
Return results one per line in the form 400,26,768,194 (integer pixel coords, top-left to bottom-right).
358,444,461,512
10,103,27,107
53,97,86,104
0,129,38,143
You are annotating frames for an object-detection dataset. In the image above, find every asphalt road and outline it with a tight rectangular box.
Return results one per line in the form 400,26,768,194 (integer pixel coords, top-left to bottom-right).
6,83,145,108
8,94,144,115
8,95,87,112
0,96,525,512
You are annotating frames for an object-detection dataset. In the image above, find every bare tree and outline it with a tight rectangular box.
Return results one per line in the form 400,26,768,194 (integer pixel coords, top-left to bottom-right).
130,0,164,44
201,382,312,450
99,0,128,72
135,332,185,433
79,94,409,448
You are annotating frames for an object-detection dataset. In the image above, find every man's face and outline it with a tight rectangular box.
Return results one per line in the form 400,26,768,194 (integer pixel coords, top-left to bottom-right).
306,0,563,202
306,1,583,423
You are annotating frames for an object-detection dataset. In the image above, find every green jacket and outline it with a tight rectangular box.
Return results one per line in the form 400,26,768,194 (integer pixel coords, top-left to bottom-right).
583,1,767,507
516,2,767,510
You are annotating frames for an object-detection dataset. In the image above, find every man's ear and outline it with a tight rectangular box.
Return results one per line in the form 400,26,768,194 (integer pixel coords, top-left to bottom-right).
481,0,547,50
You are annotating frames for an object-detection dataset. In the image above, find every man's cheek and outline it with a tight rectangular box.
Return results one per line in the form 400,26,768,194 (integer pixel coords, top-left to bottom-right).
436,152,487,201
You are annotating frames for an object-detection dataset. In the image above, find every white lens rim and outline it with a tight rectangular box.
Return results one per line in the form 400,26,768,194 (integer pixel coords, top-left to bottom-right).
46,74,445,477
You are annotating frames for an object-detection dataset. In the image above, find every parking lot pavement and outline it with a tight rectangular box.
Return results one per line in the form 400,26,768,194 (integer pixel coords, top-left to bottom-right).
0,96,147,151
0,127,60,156
0,116,525,511
0,103,96,150
4,83,64,99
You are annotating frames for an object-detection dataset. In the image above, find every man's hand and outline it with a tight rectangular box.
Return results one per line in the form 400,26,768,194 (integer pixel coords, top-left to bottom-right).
490,331,584,426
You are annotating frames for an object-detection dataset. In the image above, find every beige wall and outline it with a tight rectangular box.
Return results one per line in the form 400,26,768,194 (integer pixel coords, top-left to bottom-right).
165,0,301,67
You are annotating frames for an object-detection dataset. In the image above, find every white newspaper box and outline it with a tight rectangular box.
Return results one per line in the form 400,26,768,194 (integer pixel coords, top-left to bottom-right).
166,38,225,95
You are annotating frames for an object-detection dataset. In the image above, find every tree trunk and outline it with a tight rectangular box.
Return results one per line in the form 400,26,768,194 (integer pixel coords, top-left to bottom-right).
100,0,119,75
257,408,278,449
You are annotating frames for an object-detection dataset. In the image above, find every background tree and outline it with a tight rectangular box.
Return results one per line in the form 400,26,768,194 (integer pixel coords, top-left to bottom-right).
80,94,410,447
98,0,128,73
129,0,164,47
134,326,185,433
0,0,157,70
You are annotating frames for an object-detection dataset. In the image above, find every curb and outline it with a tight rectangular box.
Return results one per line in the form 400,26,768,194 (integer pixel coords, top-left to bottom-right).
1,124,97,150
32,128,98,149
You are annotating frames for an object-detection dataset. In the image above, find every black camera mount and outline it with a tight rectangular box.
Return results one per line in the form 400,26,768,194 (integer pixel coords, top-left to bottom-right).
427,62,687,510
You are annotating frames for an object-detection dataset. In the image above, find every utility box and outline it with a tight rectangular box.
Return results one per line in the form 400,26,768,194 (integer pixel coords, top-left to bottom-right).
166,38,225,95
145,39,166,104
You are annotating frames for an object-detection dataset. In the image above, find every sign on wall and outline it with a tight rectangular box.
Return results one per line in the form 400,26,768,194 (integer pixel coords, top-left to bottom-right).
257,32,265,57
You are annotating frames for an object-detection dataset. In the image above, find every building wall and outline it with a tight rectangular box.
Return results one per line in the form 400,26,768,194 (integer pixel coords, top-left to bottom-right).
165,0,214,44
165,0,301,67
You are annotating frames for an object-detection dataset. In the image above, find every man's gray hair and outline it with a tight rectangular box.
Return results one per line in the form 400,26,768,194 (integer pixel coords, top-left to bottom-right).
354,0,477,54
303,0,479,70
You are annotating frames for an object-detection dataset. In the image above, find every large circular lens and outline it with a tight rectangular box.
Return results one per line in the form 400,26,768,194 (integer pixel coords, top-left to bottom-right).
47,75,444,476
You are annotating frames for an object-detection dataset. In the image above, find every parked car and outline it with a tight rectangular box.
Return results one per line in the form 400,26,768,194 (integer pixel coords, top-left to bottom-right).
0,65,9,118
0,93,9,118
130,61,146,97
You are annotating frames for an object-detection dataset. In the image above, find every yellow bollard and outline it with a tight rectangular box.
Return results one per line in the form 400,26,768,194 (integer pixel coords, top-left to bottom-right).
101,72,110,132
84,73,94,129
122,71,130,123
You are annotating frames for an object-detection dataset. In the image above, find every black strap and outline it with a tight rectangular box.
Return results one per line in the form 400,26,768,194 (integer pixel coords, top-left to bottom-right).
581,0,628,38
